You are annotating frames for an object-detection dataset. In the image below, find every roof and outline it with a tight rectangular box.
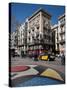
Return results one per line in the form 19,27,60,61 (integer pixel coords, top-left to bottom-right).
51,24,58,29
58,13,65,20
28,8,52,20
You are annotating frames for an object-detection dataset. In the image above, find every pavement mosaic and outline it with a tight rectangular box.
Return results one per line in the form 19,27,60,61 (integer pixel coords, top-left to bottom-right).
10,65,65,87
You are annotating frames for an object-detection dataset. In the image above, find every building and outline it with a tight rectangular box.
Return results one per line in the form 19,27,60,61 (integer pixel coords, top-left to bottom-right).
11,31,19,56
11,31,16,49
27,8,53,56
51,24,59,54
11,9,65,57
58,14,65,54
17,19,28,55
52,13,65,55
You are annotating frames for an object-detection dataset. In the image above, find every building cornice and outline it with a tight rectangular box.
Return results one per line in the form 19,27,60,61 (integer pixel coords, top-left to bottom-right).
28,8,52,20
51,24,58,30
58,13,65,20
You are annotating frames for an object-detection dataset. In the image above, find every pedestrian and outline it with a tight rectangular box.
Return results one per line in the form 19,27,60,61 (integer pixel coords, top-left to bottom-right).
61,52,65,65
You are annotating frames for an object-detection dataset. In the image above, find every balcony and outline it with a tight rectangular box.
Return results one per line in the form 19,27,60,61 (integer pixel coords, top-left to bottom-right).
60,31,65,35
43,24,51,30
43,31,52,37
59,39,65,45
56,41,59,44
60,21,65,27
44,32,48,35
42,40,53,45
28,41,35,46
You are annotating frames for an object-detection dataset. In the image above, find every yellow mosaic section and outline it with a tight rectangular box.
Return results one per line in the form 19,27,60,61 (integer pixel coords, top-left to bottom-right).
41,68,63,81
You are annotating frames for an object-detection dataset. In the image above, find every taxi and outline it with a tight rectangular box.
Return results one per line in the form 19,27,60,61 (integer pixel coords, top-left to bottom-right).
38,53,55,61
38,53,49,61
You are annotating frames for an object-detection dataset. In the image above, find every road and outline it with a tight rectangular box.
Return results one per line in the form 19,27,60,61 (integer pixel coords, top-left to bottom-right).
10,56,65,73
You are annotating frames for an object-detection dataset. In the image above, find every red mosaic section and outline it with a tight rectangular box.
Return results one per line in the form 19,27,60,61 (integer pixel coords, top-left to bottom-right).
11,66,30,72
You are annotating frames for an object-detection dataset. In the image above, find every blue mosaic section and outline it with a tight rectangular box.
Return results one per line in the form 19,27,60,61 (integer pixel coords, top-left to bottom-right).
15,76,64,87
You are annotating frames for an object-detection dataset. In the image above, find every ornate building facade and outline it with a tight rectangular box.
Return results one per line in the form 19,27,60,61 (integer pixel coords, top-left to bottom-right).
11,31,16,49
11,9,65,57
51,24,59,53
51,13,65,54
27,8,53,55
58,14,65,54
17,19,28,55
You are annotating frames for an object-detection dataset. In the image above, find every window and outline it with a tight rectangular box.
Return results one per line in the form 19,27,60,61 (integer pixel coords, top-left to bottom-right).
60,18,65,24
32,29,34,32
32,36,34,39
44,35,46,38
43,27,46,30
29,37,30,40
37,26,39,29
29,31,30,33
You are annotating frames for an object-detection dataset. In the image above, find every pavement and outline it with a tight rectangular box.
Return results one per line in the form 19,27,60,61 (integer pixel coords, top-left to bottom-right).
11,57,65,73
10,56,65,87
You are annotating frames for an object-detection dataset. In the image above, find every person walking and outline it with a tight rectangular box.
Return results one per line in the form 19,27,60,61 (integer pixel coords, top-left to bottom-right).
61,52,65,65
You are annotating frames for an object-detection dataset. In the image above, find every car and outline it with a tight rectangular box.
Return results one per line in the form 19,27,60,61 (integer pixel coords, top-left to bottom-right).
55,54,60,58
38,53,49,61
38,53,55,61
49,53,55,61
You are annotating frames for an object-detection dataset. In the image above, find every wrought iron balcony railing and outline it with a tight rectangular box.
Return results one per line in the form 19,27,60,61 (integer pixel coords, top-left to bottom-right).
59,39,65,44
60,21,65,26
60,31,65,35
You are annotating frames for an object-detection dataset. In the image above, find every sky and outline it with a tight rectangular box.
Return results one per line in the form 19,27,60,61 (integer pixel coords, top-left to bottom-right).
10,3,65,32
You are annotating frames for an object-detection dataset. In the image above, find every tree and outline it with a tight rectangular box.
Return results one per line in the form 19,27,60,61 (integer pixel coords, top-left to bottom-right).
11,15,20,32
10,15,20,48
